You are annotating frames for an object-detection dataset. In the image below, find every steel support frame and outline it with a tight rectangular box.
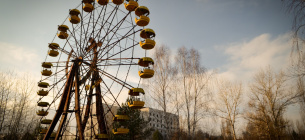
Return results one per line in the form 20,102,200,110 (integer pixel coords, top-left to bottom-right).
44,42,108,140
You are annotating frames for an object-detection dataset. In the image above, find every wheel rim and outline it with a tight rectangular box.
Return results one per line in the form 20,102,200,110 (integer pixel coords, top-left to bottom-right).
37,1,155,139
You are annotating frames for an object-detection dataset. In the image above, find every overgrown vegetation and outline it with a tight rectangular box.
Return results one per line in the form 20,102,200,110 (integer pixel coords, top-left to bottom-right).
0,71,39,140
112,101,153,140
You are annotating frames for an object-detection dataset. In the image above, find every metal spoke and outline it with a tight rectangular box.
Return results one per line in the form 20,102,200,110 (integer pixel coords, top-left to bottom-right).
39,1,149,139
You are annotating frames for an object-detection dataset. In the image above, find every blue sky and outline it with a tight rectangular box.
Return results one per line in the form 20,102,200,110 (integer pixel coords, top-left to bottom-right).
0,0,293,71
0,0,298,134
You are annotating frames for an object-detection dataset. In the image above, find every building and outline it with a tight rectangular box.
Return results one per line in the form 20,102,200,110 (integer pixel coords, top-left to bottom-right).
83,103,119,140
140,107,179,138
82,104,179,140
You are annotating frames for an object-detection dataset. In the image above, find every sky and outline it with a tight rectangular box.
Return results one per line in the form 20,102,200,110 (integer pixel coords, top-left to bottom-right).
0,0,298,134
0,0,294,75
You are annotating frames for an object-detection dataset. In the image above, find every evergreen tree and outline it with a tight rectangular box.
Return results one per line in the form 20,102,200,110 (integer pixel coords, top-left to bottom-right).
152,130,163,140
112,101,152,140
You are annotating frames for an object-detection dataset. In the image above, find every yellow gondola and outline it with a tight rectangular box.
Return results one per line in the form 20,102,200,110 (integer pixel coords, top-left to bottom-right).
40,129,48,134
69,15,80,24
138,69,154,78
48,43,59,49
85,85,90,91
69,9,80,15
96,134,109,140
57,25,69,39
113,128,129,135
140,28,155,39
135,15,150,26
83,3,94,12
83,0,94,2
58,25,69,32
37,110,49,116
113,115,129,121
38,82,49,88
38,102,49,107
128,88,145,96
128,100,145,109
41,119,52,124
41,69,52,76
138,57,154,67
69,9,81,24
48,50,59,57
112,0,124,5
139,39,155,50
124,0,138,11
37,89,48,96
97,0,109,5
135,6,150,17
42,62,53,68
57,32,69,39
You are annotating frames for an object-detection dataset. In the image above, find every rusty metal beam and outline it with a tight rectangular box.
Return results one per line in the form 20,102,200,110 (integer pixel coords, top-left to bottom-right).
55,80,74,140
93,39,107,135
43,63,76,140
81,78,94,132
81,39,98,133
95,83,108,134
75,65,84,140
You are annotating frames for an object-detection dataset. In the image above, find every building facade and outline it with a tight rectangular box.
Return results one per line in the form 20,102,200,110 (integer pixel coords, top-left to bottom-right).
83,103,119,140
83,104,179,140
140,107,179,139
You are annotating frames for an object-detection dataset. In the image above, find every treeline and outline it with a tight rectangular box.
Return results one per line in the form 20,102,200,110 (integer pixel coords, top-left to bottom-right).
0,71,40,140
145,45,305,140
147,1,305,139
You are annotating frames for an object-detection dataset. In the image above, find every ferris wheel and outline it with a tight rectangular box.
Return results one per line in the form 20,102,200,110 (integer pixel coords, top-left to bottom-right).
36,0,156,139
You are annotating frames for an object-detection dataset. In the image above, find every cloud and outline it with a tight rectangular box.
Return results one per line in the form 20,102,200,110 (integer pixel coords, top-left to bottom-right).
215,33,303,127
217,33,292,82
0,42,42,76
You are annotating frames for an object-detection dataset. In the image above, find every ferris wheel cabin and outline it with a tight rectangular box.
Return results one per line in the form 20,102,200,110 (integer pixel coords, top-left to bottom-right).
97,0,109,5
69,9,81,24
124,0,138,11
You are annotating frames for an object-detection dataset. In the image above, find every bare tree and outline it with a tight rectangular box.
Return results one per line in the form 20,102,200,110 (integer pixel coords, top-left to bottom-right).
283,2,305,139
246,67,299,140
189,49,213,139
297,76,305,110
283,0,305,81
220,119,233,140
214,80,243,140
0,71,16,133
283,0,305,51
295,117,305,139
148,45,177,139
175,47,211,139
175,47,192,138
171,78,184,140
0,71,38,139
294,74,305,139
